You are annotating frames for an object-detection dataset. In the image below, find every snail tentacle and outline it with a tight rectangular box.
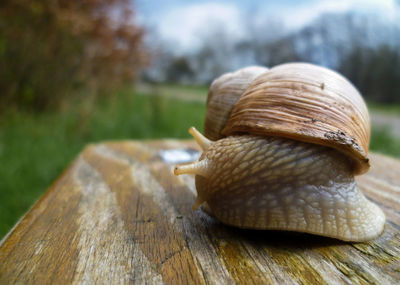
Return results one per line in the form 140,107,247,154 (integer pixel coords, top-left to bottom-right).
189,127,211,150
174,159,211,177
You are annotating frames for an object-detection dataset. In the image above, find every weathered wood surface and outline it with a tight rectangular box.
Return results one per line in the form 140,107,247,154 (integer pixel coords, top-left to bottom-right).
1,140,399,284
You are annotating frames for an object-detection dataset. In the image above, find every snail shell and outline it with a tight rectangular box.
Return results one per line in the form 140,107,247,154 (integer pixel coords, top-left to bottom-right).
206,63,370,174
175,63,385,242
204,66,269,141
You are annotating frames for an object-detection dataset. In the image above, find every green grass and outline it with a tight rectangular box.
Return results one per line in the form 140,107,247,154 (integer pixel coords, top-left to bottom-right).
368,102,400,115
367,101,400,158
159,83,209,96
0,88,206,238
1,86,400,239
370,128,400,158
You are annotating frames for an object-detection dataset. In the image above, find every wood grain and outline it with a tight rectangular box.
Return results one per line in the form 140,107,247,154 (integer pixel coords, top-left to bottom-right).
1,140,399,284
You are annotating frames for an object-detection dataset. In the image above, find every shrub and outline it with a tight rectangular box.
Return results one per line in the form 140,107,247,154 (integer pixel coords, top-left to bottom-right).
0,0,148,111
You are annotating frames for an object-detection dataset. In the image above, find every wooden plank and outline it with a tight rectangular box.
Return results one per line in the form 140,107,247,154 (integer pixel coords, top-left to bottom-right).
1,140,399,284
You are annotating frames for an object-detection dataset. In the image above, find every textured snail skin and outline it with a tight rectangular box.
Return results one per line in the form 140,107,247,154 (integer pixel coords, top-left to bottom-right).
175,130,385,242
175,63,385,241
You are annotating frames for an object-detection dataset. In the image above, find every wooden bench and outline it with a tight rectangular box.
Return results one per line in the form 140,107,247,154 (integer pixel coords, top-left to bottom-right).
1,140,399,284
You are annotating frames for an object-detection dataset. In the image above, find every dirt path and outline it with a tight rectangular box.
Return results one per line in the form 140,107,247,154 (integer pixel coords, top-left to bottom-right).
137,84,206,103
137,84,400,138
371,113,400,138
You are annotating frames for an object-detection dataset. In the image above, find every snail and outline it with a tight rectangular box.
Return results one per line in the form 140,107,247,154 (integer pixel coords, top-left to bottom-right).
174,63,385,242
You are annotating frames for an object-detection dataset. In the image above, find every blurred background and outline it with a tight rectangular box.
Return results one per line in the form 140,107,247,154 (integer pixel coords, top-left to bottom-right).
1,0,399,238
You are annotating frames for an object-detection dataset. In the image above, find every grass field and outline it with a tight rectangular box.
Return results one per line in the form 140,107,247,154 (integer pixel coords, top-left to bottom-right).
0,85,399,238
0,87,207,238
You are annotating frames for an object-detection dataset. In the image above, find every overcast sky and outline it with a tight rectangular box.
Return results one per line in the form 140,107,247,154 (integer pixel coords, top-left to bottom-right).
135,0,400,51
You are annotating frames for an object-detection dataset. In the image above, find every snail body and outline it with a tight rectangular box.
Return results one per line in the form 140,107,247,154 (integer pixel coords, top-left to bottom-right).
174,63,385,242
